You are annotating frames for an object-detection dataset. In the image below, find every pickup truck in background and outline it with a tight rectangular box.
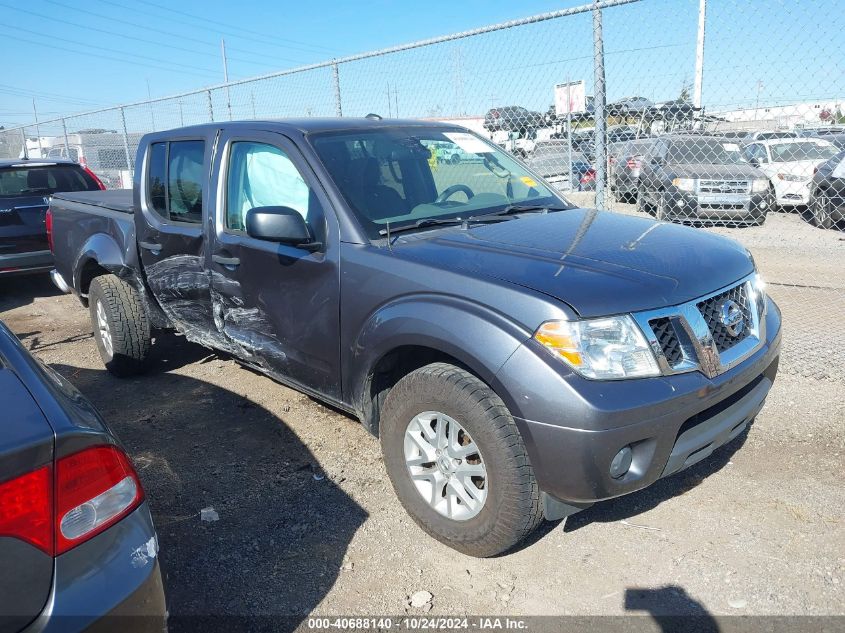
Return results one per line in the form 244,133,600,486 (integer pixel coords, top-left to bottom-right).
48,118,781,557
0,158,104,276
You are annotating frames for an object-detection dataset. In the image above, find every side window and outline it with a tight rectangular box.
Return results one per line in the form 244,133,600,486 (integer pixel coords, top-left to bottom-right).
225,141,316,233
167,141,204,223
146,140,205,223
148,142,167,217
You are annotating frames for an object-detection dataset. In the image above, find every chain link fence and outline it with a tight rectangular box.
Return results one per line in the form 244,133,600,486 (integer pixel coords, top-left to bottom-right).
1,0,842,380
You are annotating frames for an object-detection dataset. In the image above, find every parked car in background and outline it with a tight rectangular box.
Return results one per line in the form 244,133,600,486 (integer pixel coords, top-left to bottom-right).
713,130,751,141
799,126,845,138
808,150,845,229
801,132,845,150
606,96,654,117
525,141,594,191
1,158,104,276
636,135,772,225
742,130,799,142
742,138,839,208
0,319,166,631
48,118,780,557
609,138,654,202
483,106,543,133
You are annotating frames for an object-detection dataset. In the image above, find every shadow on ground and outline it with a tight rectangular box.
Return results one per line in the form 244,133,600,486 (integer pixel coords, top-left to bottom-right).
51,335,367,633
625,585,720,631
0,273,60,311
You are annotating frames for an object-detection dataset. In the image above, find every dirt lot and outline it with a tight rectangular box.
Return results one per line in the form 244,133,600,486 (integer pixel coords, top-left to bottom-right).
1,209,843,631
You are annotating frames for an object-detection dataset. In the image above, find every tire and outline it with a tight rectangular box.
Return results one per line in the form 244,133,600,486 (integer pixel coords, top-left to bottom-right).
88,274,151,377
811,190,833,229
380,363,542,557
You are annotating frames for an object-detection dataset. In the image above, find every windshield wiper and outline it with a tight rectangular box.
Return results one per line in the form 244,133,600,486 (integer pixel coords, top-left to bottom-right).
378,217,466,237
378,213,516,237
473,203,571,219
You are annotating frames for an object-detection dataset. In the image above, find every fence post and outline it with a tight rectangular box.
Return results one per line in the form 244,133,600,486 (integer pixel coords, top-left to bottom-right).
61,118,70,155
332,61,343,117
120,107,133,171
20,128,28,159
207,90,215,122
592,2,607,210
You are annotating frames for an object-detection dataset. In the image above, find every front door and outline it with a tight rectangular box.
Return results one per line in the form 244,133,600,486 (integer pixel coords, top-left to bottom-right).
134,135,221,344
208,130,342,399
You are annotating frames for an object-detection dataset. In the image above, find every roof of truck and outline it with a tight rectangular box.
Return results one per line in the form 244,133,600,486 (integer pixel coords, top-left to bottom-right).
158,117,464,136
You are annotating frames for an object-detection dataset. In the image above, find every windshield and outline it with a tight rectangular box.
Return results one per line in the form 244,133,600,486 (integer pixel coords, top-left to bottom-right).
666,140,746,165
309,126,569,239
0,164,100,198
769,141,838,162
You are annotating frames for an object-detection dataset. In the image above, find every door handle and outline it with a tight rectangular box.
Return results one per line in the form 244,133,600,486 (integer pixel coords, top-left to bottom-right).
139,241,162,253
212,254,240,267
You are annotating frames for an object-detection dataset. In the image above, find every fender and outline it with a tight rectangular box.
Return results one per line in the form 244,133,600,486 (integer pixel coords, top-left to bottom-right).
347,292,533,420
72,232,132,294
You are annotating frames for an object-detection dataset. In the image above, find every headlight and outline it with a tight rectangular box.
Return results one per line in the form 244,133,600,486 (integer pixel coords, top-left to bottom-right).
776,173,805,182
671,177,696,192
533,316,660,380
751,179,769,193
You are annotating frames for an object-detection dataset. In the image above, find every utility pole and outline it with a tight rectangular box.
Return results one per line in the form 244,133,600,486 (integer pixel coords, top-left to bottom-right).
693,0,706,116
32,98,44,157
222,37,233,121
394,87,399,119
387,83,392,118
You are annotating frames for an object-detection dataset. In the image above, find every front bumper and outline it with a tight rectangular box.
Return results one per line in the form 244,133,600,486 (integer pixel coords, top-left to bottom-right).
494,299,781,508
0,249,53,275
26,502,167,633
663,189,772,221
773,178,812,206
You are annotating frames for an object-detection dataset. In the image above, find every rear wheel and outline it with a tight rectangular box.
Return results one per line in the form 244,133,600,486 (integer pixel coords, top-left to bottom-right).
89,274,151,377
380,363,542,557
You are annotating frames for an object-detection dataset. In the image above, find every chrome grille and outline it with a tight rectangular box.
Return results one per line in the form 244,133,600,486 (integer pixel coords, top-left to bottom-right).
633,275,766,379
648,317,684,366
697,284,753,353
698,179,751,195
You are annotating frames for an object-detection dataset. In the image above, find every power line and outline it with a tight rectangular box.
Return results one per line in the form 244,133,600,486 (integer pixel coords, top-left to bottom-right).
0,26,221,80
136,0,339,54
42,0,306,68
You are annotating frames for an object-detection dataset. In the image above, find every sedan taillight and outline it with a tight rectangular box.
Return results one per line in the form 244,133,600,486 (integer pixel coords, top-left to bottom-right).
0,445,143,557
56,445,144,555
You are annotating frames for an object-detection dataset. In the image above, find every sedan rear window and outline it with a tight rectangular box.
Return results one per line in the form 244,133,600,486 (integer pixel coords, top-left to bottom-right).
0,164,100,198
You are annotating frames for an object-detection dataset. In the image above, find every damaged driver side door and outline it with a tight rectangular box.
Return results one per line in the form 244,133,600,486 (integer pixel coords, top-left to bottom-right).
208,130,342,400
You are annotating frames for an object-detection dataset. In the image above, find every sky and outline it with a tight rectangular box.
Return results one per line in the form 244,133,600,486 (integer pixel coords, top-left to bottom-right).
0,0,842,130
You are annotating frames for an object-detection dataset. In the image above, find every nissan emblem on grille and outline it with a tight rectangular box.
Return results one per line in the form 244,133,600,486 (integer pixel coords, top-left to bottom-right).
719,300,745,337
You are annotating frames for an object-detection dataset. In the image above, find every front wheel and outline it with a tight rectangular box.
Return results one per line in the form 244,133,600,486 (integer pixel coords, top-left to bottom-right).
380,363,542,557
89,274,151,377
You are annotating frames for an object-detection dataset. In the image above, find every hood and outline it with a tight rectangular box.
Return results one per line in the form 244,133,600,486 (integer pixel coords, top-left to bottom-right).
667,163,765,179
760,160,823,178
393,209,754,318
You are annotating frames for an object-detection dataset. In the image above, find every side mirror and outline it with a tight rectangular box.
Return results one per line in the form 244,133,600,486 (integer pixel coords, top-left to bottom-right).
245,206,321,250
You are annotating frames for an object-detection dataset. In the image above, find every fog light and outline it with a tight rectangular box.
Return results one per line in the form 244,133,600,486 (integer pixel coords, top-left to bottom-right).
676,199,685,208
760,201,768,209
610,446,633,479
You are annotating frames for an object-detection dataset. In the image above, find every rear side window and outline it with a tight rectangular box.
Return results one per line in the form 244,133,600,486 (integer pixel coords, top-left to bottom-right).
0,165,100,197
145,140,205,223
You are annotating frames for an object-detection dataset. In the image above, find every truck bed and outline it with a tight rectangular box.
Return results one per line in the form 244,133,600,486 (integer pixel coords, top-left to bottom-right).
49,189,138,294
52,189,134,214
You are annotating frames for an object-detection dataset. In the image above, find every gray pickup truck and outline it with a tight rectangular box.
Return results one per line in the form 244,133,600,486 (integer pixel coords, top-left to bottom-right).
48,118,781,557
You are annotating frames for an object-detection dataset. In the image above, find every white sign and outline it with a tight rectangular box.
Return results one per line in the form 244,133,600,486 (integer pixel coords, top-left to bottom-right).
444,132,493,154
555,80,586,116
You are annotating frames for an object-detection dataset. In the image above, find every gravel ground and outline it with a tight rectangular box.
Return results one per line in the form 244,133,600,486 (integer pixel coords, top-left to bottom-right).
1,210,843,631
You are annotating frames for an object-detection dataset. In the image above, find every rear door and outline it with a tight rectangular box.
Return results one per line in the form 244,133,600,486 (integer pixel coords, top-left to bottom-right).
0,163,100,263
134,135,221,341
207,129,342,399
